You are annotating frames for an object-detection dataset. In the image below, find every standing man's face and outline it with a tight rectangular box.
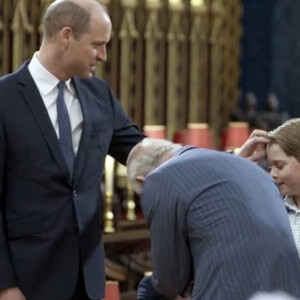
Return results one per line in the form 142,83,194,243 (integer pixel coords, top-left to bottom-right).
62,10,112,79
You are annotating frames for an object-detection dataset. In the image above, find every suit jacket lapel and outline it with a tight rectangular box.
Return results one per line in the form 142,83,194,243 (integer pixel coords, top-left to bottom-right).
72,78,92,187
17,63,72,186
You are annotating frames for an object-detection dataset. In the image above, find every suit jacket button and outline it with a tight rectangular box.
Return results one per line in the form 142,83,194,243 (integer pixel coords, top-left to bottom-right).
73,190,77,197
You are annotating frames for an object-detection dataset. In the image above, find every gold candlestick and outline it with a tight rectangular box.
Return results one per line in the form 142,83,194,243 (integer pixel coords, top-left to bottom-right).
116,163,137,221
126,182,136,221
104,192,115,233
104,156,115,233
116,162,128,188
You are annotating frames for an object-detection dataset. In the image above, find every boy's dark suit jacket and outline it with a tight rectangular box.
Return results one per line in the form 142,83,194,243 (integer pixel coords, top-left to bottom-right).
0,62,144,300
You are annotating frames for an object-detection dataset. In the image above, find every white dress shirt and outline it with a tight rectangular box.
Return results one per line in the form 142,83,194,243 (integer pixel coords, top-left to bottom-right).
28,52,83,155
284,196,300,257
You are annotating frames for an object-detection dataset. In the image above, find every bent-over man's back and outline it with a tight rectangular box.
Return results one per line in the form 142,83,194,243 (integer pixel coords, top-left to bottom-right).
141,148,300,300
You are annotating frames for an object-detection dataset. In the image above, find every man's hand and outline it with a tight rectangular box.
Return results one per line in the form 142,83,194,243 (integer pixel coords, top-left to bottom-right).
0,287,25,300
174,296,190,300
236,129,269,162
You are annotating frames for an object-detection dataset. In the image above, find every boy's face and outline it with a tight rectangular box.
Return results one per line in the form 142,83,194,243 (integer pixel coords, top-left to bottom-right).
267,143,300,198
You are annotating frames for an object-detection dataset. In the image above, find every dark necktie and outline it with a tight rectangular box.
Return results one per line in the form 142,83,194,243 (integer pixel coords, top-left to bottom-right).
56,81,74,175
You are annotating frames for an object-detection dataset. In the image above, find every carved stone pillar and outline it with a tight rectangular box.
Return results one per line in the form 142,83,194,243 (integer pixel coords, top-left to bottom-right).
0,0,12,75
188,0,209,124
209,0,225,148
144,0,166,127
228,0,242,118
166,0,188,140
11,0,34,70
118,0,144,126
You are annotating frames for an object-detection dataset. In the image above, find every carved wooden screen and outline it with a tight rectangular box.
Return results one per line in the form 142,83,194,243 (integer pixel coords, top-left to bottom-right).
0,0,242,147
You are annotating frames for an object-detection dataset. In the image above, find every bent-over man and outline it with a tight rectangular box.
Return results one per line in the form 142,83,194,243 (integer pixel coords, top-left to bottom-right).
127,138,300,300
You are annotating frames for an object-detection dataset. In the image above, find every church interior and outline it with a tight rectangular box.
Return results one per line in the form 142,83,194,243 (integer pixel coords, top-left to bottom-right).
0,0,299,299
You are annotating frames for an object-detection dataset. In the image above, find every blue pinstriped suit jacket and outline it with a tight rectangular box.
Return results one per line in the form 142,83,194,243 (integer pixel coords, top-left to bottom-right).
141,147,300,300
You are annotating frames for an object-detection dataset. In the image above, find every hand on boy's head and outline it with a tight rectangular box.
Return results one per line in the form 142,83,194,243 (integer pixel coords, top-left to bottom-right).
248,129,269,140
237,129,270,162
174,296,189,300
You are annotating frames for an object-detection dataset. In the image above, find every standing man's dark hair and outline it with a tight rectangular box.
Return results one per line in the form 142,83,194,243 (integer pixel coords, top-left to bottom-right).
43,0,93,40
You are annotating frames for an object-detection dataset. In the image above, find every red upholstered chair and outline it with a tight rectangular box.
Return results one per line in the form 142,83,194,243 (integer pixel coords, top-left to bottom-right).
102,281,120,300
143,125,166,139
224,122,250,150
187,123,213,149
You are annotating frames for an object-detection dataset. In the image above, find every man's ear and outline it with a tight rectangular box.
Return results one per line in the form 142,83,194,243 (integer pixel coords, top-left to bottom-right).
60,27,73,48
135,175,145,183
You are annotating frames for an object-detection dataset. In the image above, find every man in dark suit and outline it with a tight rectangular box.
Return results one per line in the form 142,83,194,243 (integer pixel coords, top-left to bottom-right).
126,138,300,300
0,0,145,299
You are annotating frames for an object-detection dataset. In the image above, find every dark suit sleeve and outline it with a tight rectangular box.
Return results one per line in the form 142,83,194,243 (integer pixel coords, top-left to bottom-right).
0,118,17,289
142,172,192,299
105,82,145,164
137,276,169,300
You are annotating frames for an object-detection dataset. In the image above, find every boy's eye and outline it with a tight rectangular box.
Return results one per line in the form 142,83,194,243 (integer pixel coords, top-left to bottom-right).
269,163,284,171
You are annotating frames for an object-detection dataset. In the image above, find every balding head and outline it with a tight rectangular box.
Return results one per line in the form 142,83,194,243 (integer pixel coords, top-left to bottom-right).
42,0,108,40
126,138,182,194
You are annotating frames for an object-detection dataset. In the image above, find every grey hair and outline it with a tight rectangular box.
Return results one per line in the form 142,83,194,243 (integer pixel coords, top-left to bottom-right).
126,139,181,194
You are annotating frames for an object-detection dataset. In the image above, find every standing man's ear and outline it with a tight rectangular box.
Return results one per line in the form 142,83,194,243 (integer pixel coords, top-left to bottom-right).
136,175,146,183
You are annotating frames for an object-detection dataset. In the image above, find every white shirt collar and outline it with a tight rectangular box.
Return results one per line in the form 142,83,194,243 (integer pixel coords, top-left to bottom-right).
284,196,300,213
28,52,75,96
